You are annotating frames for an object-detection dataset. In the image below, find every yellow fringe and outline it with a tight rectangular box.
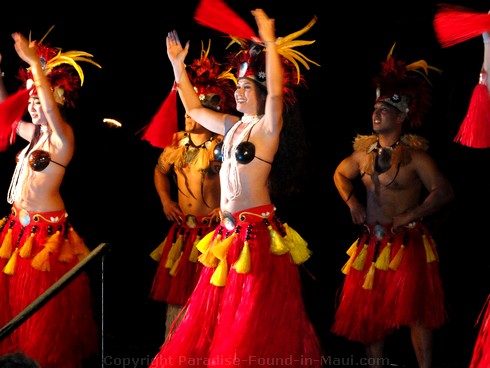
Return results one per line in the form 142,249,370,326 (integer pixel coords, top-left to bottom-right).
211,233,236,260
232,240,250,274
362,263,376,290
3,247,19,275
352,244,368,271
347,238,359,256
389,245,405,271
150,237,167,261
31,230,62,272
269,226,289,255
198,233,220,267
169,252,182,276
58,238,75,263
68,228,90,260
423,234,437,263
341,238,359,275
188,236,201,263
0,217,7,228
210,258,228,287
0,229,13,259
19,232,35,258
341,254,355,275
284,224,311,264
375,241,391,271
208,233,237,286
196,230,215,253
165,235,184,269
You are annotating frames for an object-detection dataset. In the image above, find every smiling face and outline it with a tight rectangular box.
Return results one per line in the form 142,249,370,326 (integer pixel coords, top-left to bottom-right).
234,78,266,115
27,96,46,126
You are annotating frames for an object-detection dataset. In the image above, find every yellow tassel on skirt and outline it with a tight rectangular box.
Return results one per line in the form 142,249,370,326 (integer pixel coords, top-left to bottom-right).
19,232,35,258
422,234,437,263
31,230,62,272
0,229,13,259
150,237,167,261
362,262,376,290
3,247,19,275
352,243,368,271
232,241,251,274
375,241,391,271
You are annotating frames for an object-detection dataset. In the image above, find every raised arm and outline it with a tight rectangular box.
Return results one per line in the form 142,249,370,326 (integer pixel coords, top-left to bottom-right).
12,32,72,143
166,31,231,135
253,9,283,134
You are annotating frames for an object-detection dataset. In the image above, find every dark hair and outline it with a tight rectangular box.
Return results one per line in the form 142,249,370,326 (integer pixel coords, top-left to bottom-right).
269,104,308,201
0,352,40,367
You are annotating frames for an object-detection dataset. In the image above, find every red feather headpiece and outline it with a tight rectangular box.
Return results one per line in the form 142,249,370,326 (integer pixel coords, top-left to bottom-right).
0,26,101,151
16,26,101,107
373,43,441,128
186,40,237,113
194,0,319,109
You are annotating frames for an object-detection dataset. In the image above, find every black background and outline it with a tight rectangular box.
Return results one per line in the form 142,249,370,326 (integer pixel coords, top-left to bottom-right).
0,1,489,367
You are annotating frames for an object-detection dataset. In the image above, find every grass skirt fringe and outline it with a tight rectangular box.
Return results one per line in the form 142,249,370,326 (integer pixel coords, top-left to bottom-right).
0,206,98,368
150,204,323,368
332,222,446,344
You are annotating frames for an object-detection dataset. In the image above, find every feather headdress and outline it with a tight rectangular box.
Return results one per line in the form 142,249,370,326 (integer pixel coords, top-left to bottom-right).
373,43,441,128
0,26,101,151
194,0,319,108
17,25,102,107
186,40,237,113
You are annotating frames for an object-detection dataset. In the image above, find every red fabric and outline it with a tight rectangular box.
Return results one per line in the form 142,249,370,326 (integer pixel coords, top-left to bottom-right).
150,205,323,368
141,87,178,149
331,223,446,344
470,295,490,368
434,5,490,48
194,0,257,41
454,81,490,148
0,89,29,151
0,206,98,368
150,216,215,305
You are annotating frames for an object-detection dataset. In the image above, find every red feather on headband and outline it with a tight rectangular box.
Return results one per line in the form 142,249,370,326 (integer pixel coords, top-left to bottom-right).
194,0,257,41
434,4,490,48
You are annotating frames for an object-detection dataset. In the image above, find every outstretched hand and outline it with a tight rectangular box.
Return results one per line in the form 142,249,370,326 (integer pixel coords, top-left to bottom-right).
166,30,189,65
12,32,39,66
251,9,276,44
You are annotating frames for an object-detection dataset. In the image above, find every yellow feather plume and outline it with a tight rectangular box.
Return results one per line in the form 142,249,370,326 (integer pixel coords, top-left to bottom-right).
275,16,320,83
47,52,102,86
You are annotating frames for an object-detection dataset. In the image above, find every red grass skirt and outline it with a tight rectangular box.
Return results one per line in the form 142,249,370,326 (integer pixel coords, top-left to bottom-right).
150,204,323,368
150,215,217,305
331,222,446,343
470,295,490,368
0,206,98,368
